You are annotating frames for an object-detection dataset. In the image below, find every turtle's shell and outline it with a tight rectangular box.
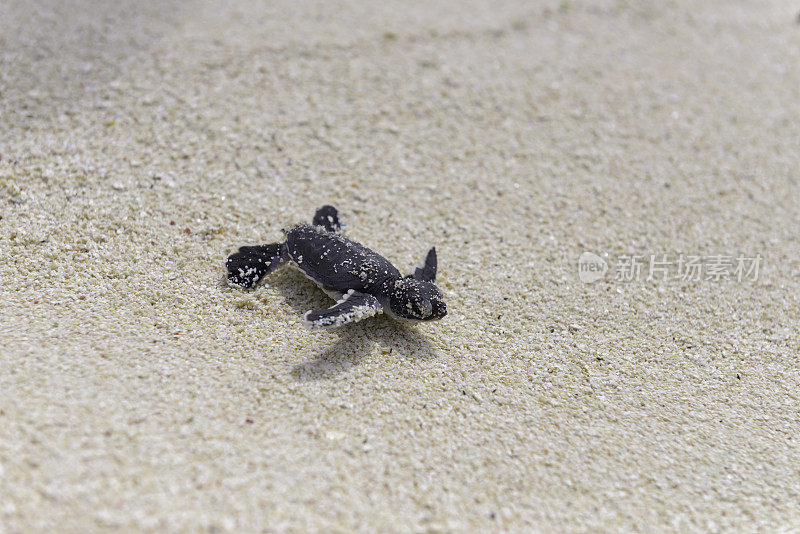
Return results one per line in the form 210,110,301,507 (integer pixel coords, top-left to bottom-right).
286,224,400,294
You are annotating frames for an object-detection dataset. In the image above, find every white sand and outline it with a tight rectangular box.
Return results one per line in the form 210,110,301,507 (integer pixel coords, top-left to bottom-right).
2,0,800,531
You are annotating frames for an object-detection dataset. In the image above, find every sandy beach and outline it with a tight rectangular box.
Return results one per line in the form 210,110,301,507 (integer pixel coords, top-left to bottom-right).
2,0,800,531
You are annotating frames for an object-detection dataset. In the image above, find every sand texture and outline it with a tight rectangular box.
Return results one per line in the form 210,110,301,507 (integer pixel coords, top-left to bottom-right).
2,0,800,531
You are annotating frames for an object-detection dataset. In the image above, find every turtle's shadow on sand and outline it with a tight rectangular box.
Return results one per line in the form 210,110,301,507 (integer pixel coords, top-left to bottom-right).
259,269,437,381
290,320,436,381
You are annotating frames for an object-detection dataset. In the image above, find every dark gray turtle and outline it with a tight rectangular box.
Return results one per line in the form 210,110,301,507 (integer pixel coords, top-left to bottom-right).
225,206,447,329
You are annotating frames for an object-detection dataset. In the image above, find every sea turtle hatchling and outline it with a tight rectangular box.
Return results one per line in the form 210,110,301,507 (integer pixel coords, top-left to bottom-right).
225,205,447,328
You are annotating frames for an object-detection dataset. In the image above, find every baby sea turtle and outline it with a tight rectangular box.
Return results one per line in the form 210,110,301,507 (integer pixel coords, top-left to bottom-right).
226,205,447,329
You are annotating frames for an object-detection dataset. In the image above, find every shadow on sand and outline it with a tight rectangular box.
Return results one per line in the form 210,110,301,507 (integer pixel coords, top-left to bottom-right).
290,318,437,381
221,266,438,381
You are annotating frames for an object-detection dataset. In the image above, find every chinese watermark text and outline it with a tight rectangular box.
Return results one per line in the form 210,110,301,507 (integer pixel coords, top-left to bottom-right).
577,253,762,283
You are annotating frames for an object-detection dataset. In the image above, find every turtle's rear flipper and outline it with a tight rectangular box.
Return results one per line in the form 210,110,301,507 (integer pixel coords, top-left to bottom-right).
312,205,342,233
226,243,288,288
410,247,437,283
303,290,381,329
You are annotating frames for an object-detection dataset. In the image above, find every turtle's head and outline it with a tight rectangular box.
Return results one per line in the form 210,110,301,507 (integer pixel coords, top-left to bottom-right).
387,277,447,321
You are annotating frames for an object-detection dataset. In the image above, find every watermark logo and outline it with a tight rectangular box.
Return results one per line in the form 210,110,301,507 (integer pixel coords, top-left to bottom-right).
577,252,608,283
577,252,762,283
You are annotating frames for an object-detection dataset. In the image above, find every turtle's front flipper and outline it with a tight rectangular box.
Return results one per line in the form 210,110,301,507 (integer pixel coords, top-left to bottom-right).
312,205,342,233
303,290,382,329
410,247,437,283
226,243,288,288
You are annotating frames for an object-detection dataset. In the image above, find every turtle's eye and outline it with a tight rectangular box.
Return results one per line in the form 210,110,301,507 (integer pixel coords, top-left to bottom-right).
424,296,446,321
418,299,432,318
